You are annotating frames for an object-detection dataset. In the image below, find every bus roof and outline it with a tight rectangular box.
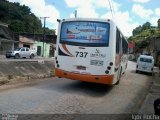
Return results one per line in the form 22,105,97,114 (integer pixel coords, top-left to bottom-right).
58,18,114,23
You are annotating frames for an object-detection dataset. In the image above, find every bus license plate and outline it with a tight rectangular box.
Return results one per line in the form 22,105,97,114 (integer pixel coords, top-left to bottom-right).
90,60,104,66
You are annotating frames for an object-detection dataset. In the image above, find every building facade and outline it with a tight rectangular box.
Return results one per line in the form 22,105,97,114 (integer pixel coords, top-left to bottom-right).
18,33,57,58
35,41,50,58
0,22,18,54
19,35,35,49
0,23,57,58
151,37,160,66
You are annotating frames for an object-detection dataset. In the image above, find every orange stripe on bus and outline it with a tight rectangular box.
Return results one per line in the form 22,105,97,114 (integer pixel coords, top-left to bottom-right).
55,68,114,85
62,44,73,57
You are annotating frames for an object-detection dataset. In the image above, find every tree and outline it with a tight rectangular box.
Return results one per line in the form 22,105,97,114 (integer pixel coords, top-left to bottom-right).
132,25,142,36
9,20,25,32
158,19,160,28
0,0,54,34
45,28,56,35
142,22,151,31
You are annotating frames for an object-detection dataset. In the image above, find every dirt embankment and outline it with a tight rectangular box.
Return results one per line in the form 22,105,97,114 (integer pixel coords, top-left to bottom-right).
0,60,55,85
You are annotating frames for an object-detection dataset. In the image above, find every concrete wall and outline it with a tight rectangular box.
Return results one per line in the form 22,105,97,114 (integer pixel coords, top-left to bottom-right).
0,60,55,83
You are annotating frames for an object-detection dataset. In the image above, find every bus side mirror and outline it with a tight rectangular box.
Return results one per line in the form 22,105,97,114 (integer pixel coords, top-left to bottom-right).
57,19,61,23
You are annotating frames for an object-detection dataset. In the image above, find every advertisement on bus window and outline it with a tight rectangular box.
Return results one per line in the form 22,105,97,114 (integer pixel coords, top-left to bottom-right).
60,21,110,46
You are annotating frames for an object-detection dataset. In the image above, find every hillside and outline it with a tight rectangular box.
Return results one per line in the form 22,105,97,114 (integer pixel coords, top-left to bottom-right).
128,21,160,49
0,0,55,35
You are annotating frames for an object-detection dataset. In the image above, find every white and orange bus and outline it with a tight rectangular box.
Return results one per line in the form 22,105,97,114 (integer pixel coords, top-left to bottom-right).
55,18,128,85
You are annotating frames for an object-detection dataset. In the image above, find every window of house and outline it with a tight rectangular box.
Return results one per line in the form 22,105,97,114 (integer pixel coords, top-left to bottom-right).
26,48,29,51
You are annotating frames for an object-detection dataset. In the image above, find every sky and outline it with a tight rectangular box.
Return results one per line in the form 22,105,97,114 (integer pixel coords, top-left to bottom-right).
8,0,160,37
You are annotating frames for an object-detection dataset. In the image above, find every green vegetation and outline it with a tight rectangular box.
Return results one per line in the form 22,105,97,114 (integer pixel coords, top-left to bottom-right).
128,19,160,49
0,0,55,35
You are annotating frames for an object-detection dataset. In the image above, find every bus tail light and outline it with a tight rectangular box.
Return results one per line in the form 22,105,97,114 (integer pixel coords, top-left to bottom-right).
107,66,111,70
105,62,113,74
105,70,109,74
109,62,113,66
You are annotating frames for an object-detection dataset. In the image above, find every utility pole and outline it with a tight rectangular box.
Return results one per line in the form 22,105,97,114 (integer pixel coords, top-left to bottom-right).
75,10,77,18
40,17,49,57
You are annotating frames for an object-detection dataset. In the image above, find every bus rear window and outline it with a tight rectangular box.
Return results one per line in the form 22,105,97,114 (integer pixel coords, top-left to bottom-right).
60,21,110,47
140,58,152,63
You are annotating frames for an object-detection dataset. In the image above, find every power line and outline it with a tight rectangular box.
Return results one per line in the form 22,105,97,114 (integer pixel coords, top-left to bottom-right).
110,0,115,17
75,10,77,18
107,0,114,19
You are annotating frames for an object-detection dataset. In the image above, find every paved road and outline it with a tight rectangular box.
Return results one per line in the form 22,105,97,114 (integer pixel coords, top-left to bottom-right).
0,61,152,114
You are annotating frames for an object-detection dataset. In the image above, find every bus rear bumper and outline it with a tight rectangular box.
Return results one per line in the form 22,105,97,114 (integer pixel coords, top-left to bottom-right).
55,68,114,85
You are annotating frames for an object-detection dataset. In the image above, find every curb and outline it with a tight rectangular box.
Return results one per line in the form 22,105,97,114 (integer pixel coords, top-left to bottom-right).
138,68,160,114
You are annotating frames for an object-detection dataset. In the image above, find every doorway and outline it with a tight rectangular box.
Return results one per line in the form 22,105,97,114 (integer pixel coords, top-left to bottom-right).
37,46,41,56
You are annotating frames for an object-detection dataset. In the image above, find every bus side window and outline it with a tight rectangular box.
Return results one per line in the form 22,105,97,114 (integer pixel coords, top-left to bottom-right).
122,38,125,54
122,37,128,54
116,29,121,54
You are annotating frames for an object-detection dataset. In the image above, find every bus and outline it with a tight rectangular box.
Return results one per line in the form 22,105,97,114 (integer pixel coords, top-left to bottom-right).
55,18,128,85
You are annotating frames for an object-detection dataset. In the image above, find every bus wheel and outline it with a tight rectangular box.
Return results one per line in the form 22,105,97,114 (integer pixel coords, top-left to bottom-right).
115,67,122,85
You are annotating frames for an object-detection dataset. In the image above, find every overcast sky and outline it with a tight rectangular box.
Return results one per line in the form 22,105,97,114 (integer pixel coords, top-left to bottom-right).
8,0,160,37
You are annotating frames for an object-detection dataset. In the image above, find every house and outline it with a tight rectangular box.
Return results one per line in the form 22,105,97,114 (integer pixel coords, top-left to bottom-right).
128,42,136,60
19,35,35,48
0,22,18,55
149,37,160,66
18,33,57,58
0,22,57,58
128,42,135,54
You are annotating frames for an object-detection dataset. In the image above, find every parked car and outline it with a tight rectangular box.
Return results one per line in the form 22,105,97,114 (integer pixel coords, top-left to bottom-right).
6,47,36,59
136,55,154,75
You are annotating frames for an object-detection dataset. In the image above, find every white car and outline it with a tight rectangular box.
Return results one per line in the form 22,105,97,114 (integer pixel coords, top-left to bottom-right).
6,47,36,59
136,55,154,74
